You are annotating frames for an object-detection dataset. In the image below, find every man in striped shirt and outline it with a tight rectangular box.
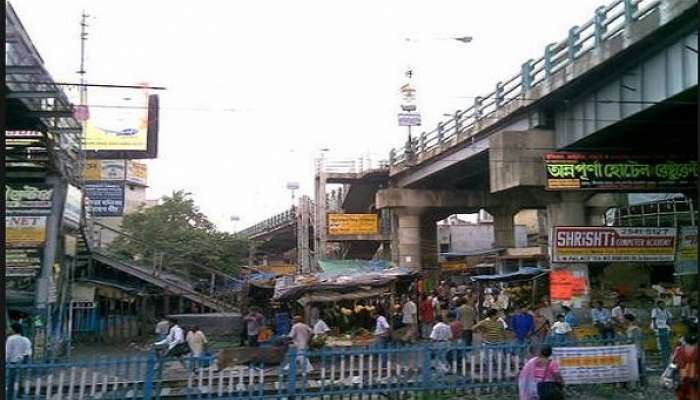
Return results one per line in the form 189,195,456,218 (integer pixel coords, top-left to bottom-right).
471,309,506,345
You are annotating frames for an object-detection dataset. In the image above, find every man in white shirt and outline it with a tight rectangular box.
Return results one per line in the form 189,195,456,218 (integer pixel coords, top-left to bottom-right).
6,323,32,400
313,317,331,339
287,316,314,373
550,314,572,345
155,317,187,368
429,316,452,373
429,315,453,342
611,300,632,326
651,300,673,362
402,297,418,343
6,323,32,364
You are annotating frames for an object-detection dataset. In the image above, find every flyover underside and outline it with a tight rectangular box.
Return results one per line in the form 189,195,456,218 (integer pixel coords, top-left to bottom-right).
563,87,697,153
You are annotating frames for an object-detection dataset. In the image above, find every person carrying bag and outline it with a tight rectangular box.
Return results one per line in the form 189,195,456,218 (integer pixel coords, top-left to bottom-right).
519,344,565,400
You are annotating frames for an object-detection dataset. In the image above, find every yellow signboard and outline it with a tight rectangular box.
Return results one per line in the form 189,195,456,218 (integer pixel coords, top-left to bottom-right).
6,216,47,247
126,160,148,185
440,261,467,272
328,214,378,235
82,160,126,181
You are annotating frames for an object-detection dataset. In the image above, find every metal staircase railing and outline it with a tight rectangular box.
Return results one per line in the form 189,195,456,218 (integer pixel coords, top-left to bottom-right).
83,218,240,312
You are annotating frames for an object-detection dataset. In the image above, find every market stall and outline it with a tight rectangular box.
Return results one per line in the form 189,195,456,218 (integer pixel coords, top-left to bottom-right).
271,263,419,347
469,267,550,316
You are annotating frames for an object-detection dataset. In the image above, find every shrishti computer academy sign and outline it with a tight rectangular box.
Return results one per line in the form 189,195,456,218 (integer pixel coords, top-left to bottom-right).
551,227,676,263
544,153,697,190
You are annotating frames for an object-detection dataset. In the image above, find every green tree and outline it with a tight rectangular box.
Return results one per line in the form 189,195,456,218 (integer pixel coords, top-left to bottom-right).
109,190,247,276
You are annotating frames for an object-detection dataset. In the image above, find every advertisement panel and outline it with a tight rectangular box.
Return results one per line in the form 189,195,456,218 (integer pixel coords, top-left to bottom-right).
328,213,379,235
6,184,53,215
83,93,159,159
82,160,126,181
553,345,639,384
551,227,676,263
675,226,698,275
63,185,83,229
126,160,148,186
84,182,125,217
544,153,697,191
6,216,47,247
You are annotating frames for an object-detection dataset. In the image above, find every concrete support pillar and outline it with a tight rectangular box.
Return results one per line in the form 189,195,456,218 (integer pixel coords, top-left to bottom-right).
491,207,518,248
420,213,439,268
396,208,423,270
547,193,590,308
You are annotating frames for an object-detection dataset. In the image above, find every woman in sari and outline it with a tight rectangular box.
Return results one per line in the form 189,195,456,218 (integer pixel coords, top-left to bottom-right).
518,345,565,400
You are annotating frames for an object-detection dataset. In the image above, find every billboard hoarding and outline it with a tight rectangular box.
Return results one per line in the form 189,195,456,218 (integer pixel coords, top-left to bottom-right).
83,94,159,160
675,226,698,275
544,153,697,191
398,112,421,127
551,227,676,263
6,216,48,247
553,345,639,384
6,184,53,215
126,160,148,186
328,214,379,235
84,182,125,217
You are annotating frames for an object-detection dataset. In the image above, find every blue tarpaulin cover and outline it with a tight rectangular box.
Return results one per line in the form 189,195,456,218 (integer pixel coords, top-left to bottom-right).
469,267,549,282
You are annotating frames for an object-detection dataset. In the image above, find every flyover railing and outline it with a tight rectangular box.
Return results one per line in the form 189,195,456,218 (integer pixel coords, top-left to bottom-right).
237,208,297,238
6,338,644,399
389,0,664,166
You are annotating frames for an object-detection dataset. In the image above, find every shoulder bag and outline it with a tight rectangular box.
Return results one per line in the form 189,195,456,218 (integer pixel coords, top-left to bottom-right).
537,360,565,400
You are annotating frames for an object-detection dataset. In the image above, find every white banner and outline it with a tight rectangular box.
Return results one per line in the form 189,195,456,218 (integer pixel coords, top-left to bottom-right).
553,344,639,385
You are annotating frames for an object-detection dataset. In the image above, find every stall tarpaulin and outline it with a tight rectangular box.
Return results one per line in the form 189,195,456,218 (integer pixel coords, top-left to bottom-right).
553,344,639,384
297,287,390,306
469,267,548,283
551,227,676,263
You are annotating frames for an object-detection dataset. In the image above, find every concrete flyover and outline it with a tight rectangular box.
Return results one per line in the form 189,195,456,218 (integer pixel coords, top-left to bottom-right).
366,0,698,302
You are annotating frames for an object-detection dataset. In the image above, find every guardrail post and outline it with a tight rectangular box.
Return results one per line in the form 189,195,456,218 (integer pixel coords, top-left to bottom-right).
142,354,157,400
454,110,461,134
594,6,608,45
623,0,638,27
436,122,444,143
419,132,426,152
287,349,298,397
567,26,581,62
544,43,557,77
521,59,533,92
495,82,504,108
473,97,483,120
421,343,433,392
389,149,396,165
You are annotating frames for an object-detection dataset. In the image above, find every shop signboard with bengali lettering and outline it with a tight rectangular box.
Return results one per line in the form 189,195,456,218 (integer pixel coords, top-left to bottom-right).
328,213,379,235
551,227,676,263
544,153,697,191
5,184,54,215
84,181,125,217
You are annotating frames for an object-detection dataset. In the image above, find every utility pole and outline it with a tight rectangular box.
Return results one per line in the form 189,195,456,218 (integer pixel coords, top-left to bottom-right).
78,11,89,106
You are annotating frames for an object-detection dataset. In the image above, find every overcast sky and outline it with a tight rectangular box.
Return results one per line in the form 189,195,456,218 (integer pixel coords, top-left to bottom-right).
13,0,605,231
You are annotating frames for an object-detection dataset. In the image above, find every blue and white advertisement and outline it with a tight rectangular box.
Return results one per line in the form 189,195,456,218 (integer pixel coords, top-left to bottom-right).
84,181,125,217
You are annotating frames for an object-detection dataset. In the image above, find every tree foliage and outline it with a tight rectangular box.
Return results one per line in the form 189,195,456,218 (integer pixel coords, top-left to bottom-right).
109,190,247,276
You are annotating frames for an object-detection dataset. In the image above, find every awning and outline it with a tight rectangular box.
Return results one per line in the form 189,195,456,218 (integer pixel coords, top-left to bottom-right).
470,267,549,283
297,287,390,306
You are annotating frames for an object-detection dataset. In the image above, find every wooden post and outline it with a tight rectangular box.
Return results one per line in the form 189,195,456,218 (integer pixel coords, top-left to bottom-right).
178,297,185,314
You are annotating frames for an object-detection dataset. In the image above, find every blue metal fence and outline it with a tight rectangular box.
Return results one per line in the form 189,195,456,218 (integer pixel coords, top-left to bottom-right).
6,338,643,399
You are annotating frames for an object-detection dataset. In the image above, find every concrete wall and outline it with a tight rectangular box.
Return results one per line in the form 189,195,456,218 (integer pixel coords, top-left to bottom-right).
438,223,528,253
